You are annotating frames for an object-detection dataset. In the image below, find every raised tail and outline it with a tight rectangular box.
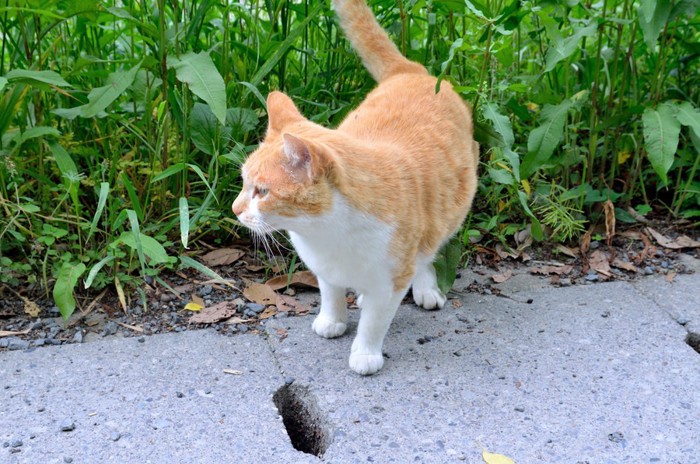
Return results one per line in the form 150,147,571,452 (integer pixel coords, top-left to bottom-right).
332,0,427,82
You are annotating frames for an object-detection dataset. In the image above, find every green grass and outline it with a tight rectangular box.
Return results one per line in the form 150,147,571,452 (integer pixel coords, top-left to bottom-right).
0,0,698,318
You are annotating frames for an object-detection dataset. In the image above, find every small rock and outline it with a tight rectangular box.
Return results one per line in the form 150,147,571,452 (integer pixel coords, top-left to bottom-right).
60,420,76,432
138,337,145,343
198,285,213,297
64,457,74,463
176,391,184,398
73,331,84,344
514,407,525,413
144,276,154,285
2,442,8,448
30,320,44,330
31,339,46,348
102,321,118,337
245,303,265,314
10,439,22,448
7,337,30,351
0,339,8,349
559,278,572,287
644,266,655,275
159,293,174,303
660,260,670,269
111,432,122,442
590,241,600,250
48,306,60,315
585,273,599,282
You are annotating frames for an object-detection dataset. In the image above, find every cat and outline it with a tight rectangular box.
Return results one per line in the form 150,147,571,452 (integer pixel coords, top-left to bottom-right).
232,0,478,375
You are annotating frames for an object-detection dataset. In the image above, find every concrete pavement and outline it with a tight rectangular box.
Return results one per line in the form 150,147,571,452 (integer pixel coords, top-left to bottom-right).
2,257,699,463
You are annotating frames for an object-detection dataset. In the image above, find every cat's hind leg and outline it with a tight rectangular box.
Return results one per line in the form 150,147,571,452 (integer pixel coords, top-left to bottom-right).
349,288,405,375
312,278,348,338
411,255,446,310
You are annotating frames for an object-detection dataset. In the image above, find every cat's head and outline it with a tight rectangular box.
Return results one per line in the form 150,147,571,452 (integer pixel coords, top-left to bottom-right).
232,92,337,234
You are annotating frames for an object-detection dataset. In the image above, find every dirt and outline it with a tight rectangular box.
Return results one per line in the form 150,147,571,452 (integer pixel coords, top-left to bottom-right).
1,225,698,351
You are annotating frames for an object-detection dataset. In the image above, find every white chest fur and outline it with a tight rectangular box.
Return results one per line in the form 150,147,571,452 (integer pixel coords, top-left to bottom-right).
286,192,394,294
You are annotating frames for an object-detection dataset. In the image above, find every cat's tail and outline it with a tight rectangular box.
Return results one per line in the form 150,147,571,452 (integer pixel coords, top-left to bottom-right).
332,0,427,82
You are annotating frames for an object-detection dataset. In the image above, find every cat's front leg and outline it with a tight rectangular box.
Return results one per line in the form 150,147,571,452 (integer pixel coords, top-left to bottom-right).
349,289,405,375
312,278,348,338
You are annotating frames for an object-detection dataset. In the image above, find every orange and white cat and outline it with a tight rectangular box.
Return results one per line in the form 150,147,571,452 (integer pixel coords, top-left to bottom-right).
232,0,478,375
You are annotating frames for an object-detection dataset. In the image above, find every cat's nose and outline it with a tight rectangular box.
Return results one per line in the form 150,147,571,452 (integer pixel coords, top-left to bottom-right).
232,201,243,217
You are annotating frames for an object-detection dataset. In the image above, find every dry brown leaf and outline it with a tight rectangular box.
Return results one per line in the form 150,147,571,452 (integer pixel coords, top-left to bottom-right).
21,296,41,317
450,299,463,309
603,199,616,247
495,244,519,260
491,269,513,283
555,244,578,258
276,294,310,314
189,301,238,324
0,329,30,338
530,265,574,276
276,328,289,342
266,270,319,291
611,258,639,273
589,250,612,276
580,228,593,259
259,306,277,320
191,294,205,307
665,271,677,283
201,248,246,267
619,230,644,240
223,316,251,325
243,281,278,305
646,227,700,249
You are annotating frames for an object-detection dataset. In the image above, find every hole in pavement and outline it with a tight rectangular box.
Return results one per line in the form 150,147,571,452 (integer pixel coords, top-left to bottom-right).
686,333,700,355
273,383,331,457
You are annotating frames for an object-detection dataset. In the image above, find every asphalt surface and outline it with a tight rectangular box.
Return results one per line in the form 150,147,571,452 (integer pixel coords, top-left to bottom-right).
2,256,699,464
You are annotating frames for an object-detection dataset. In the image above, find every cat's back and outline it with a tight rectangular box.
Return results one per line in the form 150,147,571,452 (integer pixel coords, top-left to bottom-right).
337,73,473,158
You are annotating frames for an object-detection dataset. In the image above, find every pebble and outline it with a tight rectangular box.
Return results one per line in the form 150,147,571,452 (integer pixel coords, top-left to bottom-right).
31,339,46,347
60,420,76,432
0,339,9,349
585,273,599,282
102,321,118,337
7,337,30,351
559,278,572,287
198,285,213,297
64,457,74,463
10,439,22,448
73,331,84,344
30,320,44,330
111,432,122,442
644,266,655,275
245,303,265,314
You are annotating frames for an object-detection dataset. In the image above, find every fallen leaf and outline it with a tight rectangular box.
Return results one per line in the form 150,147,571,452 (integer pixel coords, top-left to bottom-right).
555,244,578,258
665,271,677,283
646,227,700,249
491,269,513,283
589,250,612,276
201,248,245,267
611,258,639,273
482,450,515,464
114,275,127,312
184,302,204,312
276,327,289,342
223,316,251,325
0,329,30,338
243,280,278,305
223,369,242,375
495,243,519,260
266,270,319,291
191,294,205,307
530,265,573,276
580,228,593,258
450,298,463,308
113,320,145,333
189,301,238,323
259,306,277,319
276,294,310,314
619,230,644,240
603,199,616,247
21,296,41,317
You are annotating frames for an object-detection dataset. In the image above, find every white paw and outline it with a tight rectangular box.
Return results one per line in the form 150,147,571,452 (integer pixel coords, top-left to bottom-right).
412,286,446,310
349,352,384,375
312,315,347,338
355,293,364,307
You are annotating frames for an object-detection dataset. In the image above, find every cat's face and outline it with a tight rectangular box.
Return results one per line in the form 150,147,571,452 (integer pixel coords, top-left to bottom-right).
231,92,335,234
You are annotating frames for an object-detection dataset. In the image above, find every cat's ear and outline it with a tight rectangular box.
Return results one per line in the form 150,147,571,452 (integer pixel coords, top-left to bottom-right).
267,91,303,133
282,133,313,181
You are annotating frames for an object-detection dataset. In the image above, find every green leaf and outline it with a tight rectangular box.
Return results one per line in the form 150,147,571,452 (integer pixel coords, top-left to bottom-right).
0,76,7,91
544,23,597,72
53,262,86,320
517,191,543,241
482,102,514,148
5,69,71,87
88,182,109,242
521,99,573,178
488,167,515,185
121,172,143,222
179,197,190,249
151,162,187,183
190,102,220,155
676,101,700,139
433,235,462,294
168,51,226,125
118,231,172,265
13,126,60,146
180,255,234,289
80,63,141,118
638,0,671,48
246,2,324,91
84,255,115,289
126,209,147,275
227,107,259,136
642,103,680,185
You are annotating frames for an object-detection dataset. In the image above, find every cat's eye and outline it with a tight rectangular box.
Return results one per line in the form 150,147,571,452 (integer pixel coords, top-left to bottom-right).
253,186,269,198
